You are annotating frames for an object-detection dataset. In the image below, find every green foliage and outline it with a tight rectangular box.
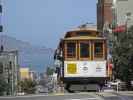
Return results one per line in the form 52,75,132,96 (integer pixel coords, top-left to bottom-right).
46,67,54,76
112,26,133,90
0,75,8,96
19,79,37,94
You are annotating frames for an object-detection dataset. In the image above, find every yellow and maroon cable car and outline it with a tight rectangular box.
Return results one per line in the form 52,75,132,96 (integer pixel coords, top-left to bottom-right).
54,26,108,92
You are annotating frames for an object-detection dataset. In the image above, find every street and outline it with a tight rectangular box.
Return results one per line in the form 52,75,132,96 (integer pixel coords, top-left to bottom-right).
0,92,133,100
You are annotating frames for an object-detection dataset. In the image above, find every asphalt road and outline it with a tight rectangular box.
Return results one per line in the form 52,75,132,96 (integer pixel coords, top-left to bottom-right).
0,92,133,100
0,93,102,100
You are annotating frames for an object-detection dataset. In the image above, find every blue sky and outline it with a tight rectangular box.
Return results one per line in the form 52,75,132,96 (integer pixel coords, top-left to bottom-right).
2,0,96,49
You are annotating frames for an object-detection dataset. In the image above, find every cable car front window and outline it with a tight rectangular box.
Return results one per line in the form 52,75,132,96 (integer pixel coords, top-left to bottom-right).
80,42,90,58
94,42,103,58
67,42,76,58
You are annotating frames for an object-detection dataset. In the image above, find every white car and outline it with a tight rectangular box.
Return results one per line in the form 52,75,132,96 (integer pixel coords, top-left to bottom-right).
17,92,25,96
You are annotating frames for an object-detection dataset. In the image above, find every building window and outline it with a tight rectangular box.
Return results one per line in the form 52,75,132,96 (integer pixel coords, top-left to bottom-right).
80,41,90,58
94,42,103,58
66,42,76,58
0,62,3,74
0,5,2,13
0,25,3,32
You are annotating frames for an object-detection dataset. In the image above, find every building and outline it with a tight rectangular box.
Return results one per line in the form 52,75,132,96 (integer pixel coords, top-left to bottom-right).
29,70,37,81
0,0,19,96
0,0,2,32
97,0,114,57
116,0,133,27
20,68,30,80
0,50,19,96
97,0,133,31
20,68,37,81
97,0,113,33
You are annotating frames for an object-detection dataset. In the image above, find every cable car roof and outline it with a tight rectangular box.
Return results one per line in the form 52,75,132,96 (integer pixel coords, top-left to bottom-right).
63,36,106,41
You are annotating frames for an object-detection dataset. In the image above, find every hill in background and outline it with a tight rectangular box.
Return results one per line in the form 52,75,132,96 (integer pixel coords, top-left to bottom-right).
0,35,54,72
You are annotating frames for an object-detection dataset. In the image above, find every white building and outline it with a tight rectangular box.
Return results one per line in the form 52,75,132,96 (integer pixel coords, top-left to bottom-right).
0,50,19,96
116,0,133,27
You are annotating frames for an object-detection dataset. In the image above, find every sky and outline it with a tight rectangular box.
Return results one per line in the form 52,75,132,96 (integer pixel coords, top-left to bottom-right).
2,0,97,49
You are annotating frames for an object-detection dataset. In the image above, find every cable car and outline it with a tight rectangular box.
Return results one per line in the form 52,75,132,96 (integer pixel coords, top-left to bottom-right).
54,26,108,92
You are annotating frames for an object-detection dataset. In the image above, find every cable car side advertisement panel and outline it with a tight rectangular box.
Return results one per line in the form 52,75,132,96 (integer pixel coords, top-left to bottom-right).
64,61,107,77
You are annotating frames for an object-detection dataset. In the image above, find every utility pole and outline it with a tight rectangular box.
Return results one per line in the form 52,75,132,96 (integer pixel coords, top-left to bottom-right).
0,0,4,52
0,0,2,32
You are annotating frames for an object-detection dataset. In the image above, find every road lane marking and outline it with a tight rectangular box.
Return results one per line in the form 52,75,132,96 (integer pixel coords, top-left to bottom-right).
96,92,117,97
53,93,64,95
91,93,104,100
65,98,97,100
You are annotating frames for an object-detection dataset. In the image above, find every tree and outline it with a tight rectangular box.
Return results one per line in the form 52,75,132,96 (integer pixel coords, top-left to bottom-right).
0,75,8,96
112,26,133,90
0,62,9,96
46,67,54,76
19,79,37,94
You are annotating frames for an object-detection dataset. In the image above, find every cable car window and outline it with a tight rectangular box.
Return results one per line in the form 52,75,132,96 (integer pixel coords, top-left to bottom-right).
94,42,103,58
67,42,76,58
77,32,91,36
80,42,90,58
